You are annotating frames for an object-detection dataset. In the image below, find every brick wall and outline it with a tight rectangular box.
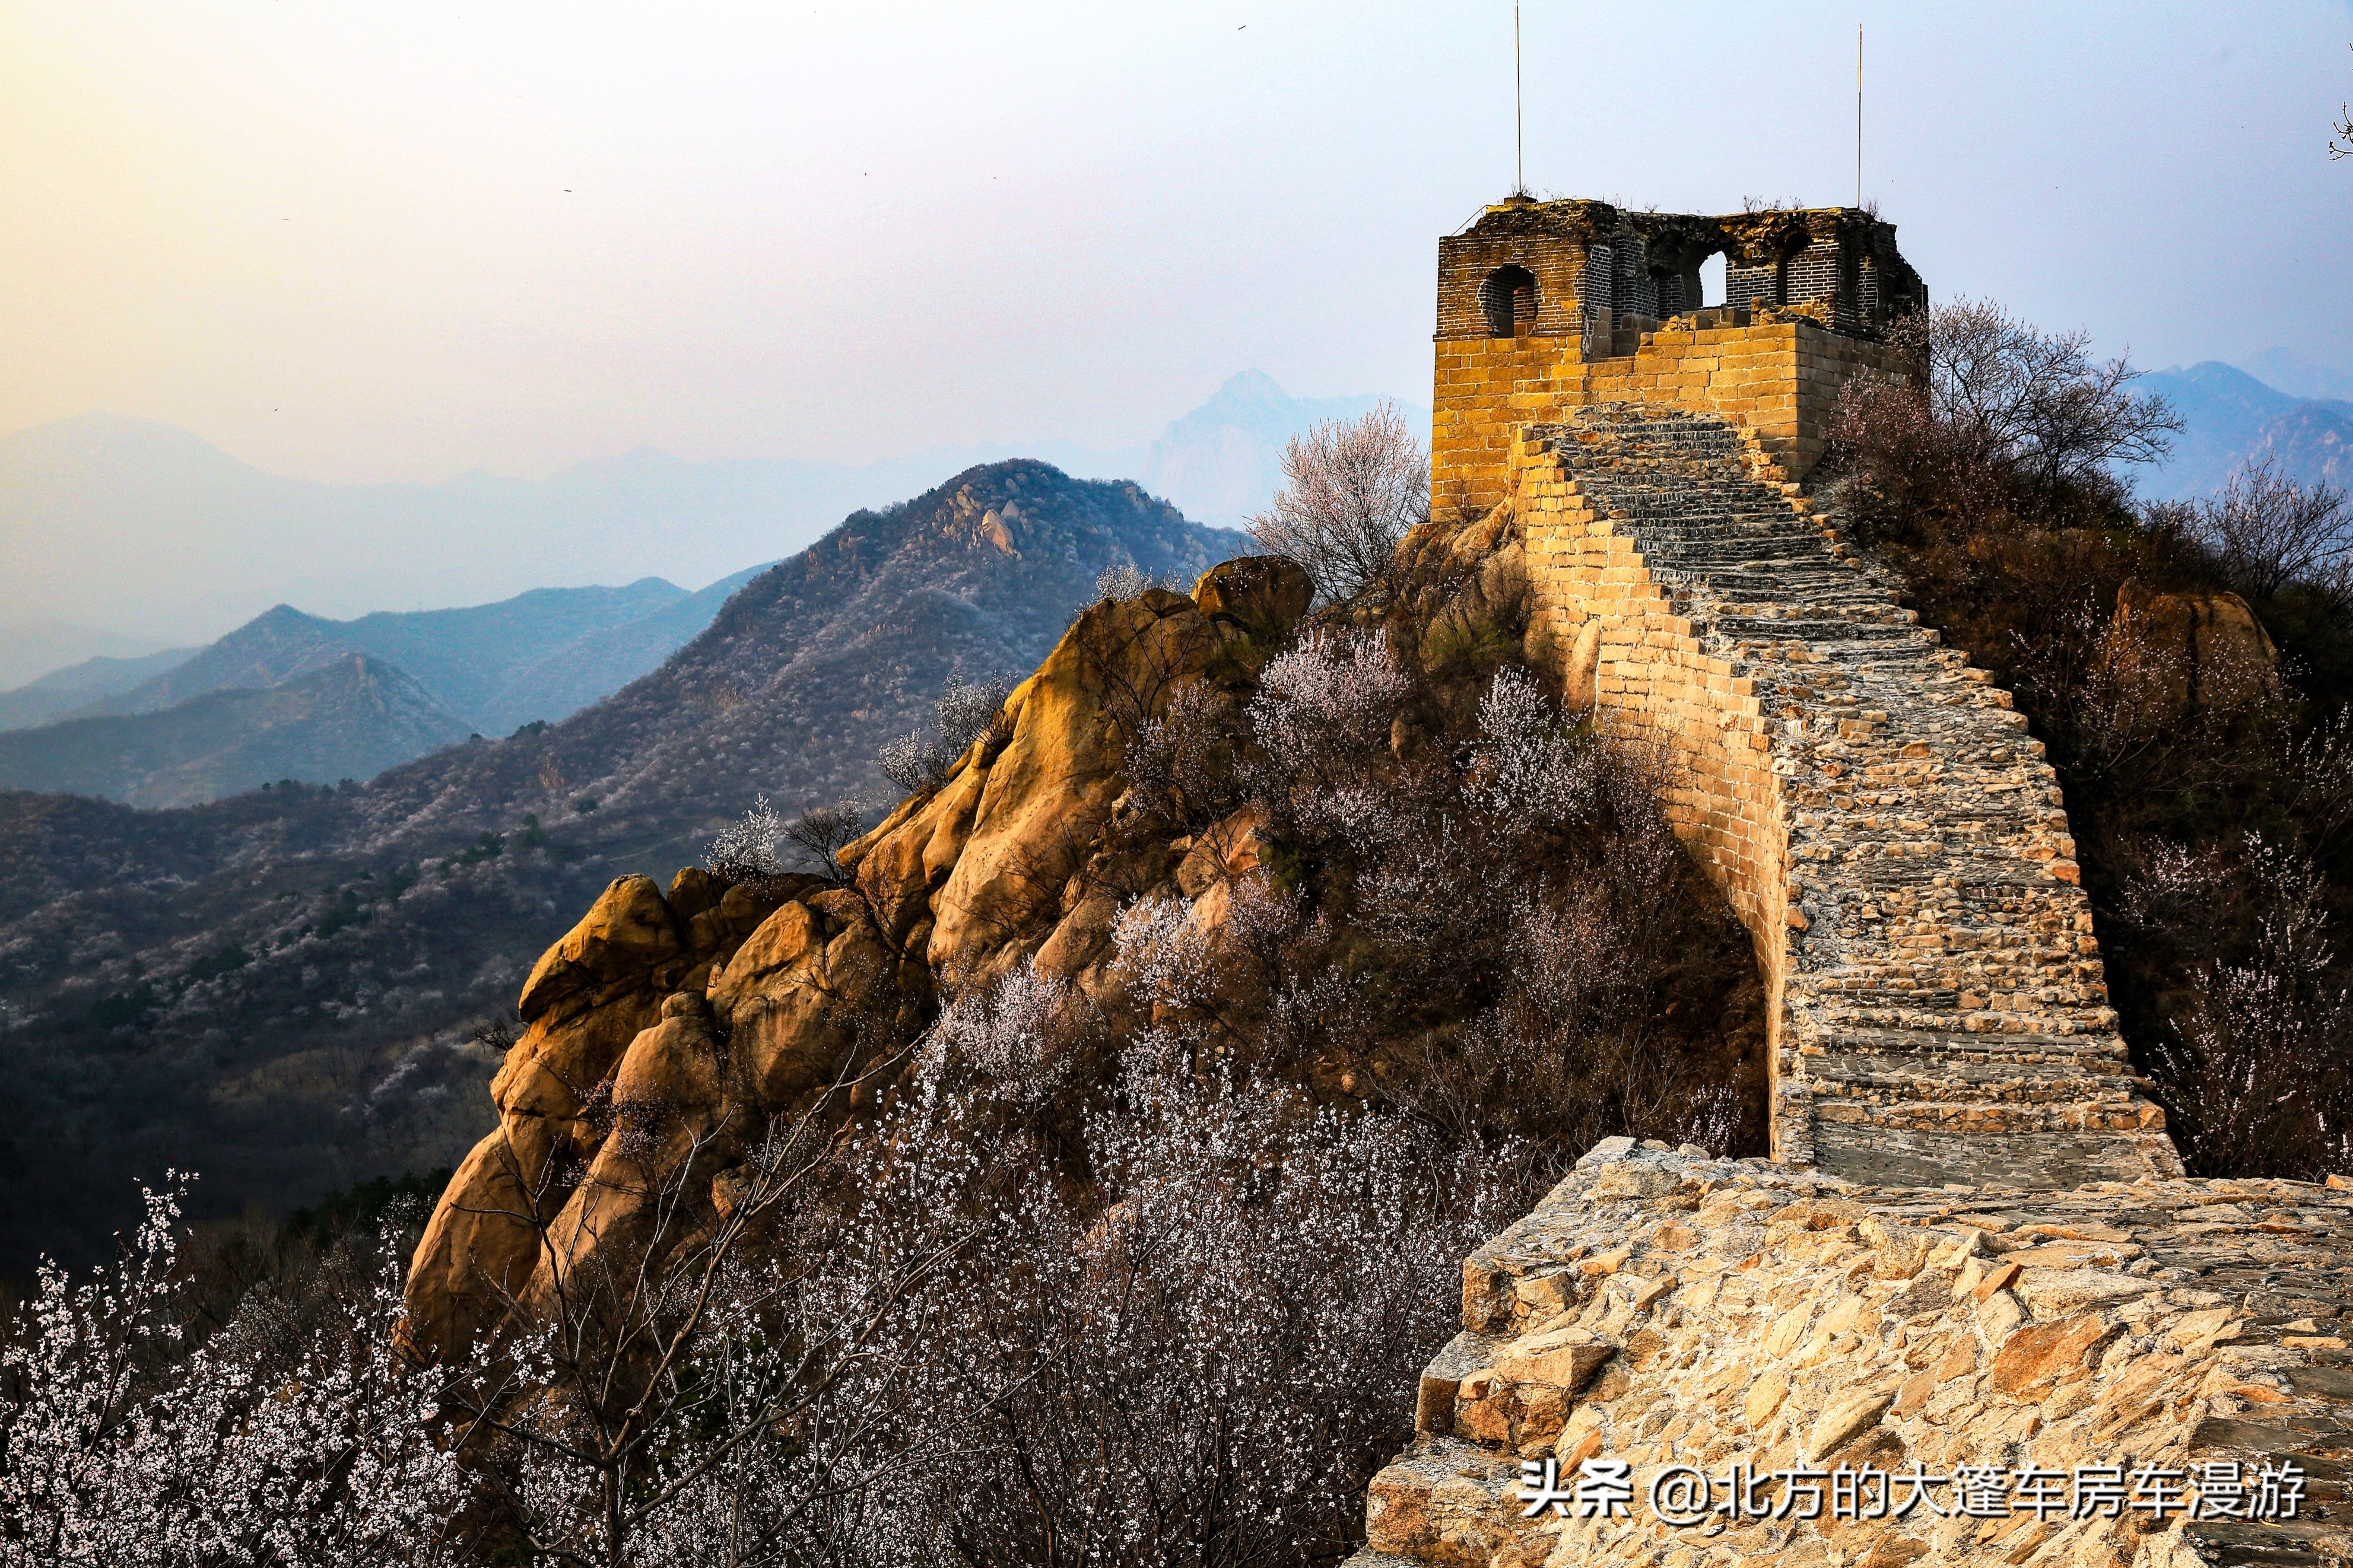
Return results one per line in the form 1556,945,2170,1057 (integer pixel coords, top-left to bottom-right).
1509,430,1798,1133
1432,317,1914,523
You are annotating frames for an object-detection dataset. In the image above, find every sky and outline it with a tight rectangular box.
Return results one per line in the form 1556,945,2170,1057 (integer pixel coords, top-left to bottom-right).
2,0,2351,485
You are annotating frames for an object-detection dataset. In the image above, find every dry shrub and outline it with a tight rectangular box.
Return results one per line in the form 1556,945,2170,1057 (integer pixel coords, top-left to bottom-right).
1827,295,2353,1180
1249,401,1430,602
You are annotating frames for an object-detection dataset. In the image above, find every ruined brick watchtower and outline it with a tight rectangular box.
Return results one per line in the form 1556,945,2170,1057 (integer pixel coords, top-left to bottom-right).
1441,196,2181,1189
1434,196,1925,516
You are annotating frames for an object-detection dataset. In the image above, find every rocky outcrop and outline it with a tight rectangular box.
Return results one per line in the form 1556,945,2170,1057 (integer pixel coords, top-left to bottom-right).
400,558,1312,1360
1351,1138,2353,1568
398,867,808,1360
2108,583,2283,718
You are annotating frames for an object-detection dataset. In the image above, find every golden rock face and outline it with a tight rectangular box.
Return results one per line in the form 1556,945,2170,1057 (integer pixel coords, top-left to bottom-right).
400,565,1312,1364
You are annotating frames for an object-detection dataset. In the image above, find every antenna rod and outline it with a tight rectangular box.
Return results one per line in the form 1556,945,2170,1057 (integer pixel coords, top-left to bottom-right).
1856,23,1863,209
1514,1,1524,194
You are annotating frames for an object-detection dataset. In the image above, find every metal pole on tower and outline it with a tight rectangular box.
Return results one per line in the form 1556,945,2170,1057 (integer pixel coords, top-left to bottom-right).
1515,1,1524,194
1856,23,1863,209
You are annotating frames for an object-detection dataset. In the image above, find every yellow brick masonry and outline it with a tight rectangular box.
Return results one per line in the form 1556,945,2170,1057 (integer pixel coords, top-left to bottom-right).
1506,406,2181,1191
1432,318,1913,524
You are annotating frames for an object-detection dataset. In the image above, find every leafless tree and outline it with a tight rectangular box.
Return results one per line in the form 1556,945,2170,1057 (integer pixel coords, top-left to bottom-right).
779,800,866,884
2149,840,2353,1180
2170,454,2353,603
1249,401,1430,602
1903,298,2181,491
2333,44,2352,160
880,672,1015,794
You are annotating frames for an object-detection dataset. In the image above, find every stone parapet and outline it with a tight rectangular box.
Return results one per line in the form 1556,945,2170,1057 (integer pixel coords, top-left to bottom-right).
1349,1139,2353,1568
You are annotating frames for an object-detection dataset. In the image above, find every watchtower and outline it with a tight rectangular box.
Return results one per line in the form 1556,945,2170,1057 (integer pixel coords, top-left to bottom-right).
1431,197,1925,521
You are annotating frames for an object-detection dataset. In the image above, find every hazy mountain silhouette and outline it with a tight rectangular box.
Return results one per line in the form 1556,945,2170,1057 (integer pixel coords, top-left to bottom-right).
1141,370,1428,526
0,654,475,808
2141,361,2353,499
0,619,180,691
1,373,1412,667
0,645,197,732
0,573,777,797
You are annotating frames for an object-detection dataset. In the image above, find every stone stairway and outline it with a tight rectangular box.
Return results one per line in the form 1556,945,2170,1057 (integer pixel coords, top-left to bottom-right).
1514,403,2181,1191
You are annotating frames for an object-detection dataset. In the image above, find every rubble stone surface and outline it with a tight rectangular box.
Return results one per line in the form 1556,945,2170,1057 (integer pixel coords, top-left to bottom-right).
1349,1140,2353,1568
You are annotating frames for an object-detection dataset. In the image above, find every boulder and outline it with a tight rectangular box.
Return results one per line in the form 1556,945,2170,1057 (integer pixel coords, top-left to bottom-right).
1191,555,1313,634
516,874,684,1023
397,1127,539,1365
2109,580,2282,715
867,590,1218,972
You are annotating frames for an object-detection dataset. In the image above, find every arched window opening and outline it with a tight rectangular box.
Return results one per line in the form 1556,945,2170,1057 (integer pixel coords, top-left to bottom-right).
1479,265,1538,338
1698,253,1727,308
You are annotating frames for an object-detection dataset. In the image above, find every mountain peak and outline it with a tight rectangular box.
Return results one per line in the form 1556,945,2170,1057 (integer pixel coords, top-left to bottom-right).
1213,369,1290,403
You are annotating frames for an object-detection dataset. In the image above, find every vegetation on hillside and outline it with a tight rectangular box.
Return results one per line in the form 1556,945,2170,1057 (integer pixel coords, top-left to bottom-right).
1825,298,2353,1179
0,463,1245,1273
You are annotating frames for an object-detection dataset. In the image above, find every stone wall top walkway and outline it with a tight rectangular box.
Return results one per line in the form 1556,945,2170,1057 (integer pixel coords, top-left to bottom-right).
1512,403,2180,1189
1347,1139,2353,1568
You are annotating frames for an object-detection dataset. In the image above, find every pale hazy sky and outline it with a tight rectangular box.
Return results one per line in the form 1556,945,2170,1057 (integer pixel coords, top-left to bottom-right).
5,1,2351,484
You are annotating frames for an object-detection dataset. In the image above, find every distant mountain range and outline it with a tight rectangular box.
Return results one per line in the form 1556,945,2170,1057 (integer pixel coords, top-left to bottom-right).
0,655,475,809
0,570,768,804
0,372,1411,809
2140,360,2353,500
0,460,1246,1271
0,645,198,731
1,372,1421,658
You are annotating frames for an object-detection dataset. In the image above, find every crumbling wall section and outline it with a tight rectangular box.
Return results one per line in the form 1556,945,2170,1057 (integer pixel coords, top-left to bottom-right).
1433,319,1914,524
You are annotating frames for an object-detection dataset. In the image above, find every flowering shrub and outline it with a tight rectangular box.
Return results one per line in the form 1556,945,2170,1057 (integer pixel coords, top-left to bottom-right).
1248,402,1430,602
879,672,1014,794
0,1182,467,1567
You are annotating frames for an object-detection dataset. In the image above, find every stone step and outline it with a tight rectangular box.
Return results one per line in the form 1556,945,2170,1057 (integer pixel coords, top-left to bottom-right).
1806,1121,2180,1188
1532,402,2176,1186
1813,1027,2131,1061
1809,1096,2162,1136
1803,1052,2144,1105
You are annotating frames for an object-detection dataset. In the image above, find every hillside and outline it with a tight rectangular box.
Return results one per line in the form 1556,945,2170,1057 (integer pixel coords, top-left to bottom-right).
0,654,474,808
0,460,1243,1272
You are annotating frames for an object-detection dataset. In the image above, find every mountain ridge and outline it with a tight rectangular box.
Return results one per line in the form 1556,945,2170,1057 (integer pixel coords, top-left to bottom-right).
0,653,475,809
0,459,1246,1271
2,373,1414,658
2141,360,2353,498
